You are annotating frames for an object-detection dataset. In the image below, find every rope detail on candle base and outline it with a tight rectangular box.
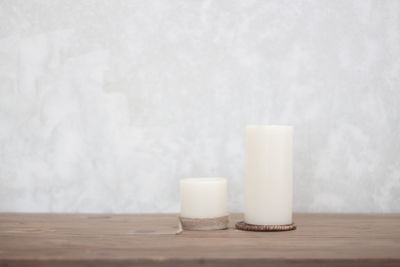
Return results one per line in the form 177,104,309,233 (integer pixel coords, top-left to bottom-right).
235,221,296,231
179,215,229,230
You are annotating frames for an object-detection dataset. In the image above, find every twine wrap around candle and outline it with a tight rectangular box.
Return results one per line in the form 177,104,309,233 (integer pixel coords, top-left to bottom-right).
179,215,229,231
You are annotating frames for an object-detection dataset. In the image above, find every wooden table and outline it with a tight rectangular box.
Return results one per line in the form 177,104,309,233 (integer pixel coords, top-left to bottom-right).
0,213,399,267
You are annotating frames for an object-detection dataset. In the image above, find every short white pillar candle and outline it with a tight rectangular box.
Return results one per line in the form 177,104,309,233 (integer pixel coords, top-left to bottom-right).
245,125,293,226
180,178,228,230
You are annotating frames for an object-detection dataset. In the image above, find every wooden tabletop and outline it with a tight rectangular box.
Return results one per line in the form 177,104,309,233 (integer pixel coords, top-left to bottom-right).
0,213,399,267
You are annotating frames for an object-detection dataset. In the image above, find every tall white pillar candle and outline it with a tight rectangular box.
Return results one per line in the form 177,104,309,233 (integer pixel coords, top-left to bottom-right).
180,178,228,230
245,125,293,225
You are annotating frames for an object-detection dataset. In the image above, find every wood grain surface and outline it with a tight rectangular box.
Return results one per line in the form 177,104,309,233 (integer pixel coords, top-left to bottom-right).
0,213,399,267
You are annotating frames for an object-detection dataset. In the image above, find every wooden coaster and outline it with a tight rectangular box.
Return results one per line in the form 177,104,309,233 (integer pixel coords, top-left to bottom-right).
235,221,296,231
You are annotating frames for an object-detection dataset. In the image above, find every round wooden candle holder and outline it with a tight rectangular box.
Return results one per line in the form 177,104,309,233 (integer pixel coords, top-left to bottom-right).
179,215,229,230
235,221,296,231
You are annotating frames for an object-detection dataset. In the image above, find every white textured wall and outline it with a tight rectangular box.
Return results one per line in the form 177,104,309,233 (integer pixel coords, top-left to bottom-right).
1,0,399,213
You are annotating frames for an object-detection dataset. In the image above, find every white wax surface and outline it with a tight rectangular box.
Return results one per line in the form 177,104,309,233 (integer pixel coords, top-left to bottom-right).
245,125,293,225
180,178,227,219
